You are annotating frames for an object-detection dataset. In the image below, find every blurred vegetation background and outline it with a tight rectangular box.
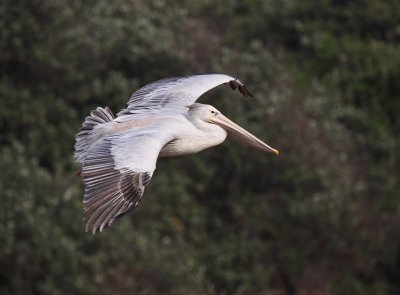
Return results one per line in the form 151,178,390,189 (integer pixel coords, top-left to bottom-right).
1,0,399,294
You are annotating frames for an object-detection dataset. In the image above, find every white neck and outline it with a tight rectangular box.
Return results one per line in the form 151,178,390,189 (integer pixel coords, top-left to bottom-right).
159,120,227,157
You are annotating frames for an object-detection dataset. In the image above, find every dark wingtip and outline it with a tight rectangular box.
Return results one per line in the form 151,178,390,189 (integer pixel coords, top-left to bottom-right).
227,78,254,98
242,86,254,97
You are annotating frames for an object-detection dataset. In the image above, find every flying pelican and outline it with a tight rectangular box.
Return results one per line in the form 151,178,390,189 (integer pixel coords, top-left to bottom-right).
74,74,279,234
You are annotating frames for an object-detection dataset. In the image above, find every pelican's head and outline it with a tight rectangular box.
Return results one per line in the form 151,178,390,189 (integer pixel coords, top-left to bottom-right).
188,103,279,155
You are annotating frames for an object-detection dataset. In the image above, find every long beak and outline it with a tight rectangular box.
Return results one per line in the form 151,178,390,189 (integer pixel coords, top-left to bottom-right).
210,114,279,155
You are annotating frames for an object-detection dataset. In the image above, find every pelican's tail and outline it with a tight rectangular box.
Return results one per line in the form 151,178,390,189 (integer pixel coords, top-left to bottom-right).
74,106,114,163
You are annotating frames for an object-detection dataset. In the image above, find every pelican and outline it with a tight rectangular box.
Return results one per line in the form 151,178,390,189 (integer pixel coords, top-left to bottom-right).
74,74,279,234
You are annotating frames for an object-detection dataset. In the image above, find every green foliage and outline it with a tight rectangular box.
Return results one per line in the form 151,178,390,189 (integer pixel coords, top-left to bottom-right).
1,0,399,294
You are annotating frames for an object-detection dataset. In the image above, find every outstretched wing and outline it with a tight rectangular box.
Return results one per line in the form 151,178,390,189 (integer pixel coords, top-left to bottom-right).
81,126,174,234
116,74,252,120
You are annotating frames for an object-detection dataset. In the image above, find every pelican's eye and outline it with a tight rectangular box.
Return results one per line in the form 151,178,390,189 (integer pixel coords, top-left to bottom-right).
211,110,217,115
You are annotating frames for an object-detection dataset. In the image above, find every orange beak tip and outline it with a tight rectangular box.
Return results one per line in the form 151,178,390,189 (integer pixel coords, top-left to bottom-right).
275,149,279,156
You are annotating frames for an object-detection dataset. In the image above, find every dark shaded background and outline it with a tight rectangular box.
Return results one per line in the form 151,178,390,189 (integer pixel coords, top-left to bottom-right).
1,0,399,294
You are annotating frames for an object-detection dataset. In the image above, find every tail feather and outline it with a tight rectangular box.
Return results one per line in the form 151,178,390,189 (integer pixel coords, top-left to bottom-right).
74,106,114,163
